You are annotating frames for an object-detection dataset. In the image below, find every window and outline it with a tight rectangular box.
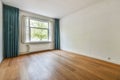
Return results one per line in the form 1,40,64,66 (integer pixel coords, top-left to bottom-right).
22,16,51,43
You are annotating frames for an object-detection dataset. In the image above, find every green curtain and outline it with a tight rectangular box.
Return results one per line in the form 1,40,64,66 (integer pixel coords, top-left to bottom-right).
3,5,19,58
54,19,60,50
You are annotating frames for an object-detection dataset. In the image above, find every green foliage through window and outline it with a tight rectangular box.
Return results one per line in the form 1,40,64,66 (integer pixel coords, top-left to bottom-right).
31,28,48,40
30,19,49,41
25,17,49,42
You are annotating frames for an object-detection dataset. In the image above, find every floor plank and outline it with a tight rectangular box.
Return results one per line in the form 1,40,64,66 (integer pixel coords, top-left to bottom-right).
0,50,120,80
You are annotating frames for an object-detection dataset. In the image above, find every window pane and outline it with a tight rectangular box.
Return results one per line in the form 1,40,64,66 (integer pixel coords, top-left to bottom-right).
30,28,48,41
30,19,49,28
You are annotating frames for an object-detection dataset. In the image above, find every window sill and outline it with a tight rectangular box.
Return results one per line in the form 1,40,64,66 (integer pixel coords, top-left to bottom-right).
22,41,53,44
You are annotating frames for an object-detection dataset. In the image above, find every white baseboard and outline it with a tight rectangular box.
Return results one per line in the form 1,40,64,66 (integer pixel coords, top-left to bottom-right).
0,57,3,63
62,49,120,65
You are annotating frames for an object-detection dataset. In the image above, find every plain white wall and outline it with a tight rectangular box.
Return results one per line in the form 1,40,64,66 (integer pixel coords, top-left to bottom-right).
60,0,120,64
19,11,54,54
0,0,3,62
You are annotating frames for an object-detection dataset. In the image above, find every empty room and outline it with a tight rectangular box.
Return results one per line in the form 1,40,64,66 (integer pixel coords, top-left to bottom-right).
0,0,120,80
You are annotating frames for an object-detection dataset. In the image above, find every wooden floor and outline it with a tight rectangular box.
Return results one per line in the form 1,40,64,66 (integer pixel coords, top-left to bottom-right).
0,50,120,80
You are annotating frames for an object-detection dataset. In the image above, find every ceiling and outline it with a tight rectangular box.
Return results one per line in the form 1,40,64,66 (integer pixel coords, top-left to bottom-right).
2,0,101,18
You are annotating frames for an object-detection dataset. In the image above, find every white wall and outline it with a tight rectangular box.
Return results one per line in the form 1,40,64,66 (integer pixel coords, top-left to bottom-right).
60,0,120,65
0,0,3,62
19,11,54,54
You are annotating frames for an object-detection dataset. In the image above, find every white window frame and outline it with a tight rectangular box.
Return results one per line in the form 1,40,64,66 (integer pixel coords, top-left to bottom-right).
21,16,52,44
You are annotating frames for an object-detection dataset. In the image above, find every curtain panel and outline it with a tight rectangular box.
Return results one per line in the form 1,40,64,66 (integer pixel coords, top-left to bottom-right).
3,5,19,58
54,19,60,50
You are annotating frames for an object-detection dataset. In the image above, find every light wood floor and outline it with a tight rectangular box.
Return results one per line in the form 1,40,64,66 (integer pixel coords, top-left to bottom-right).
0,50,120,80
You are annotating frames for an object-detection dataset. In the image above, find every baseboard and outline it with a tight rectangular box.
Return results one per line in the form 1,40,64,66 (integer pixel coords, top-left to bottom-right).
0,57,3,63
19,49,54,56
61,50,120,66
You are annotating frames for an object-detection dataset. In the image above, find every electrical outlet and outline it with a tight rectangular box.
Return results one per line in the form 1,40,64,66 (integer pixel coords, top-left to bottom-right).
108,57,111,60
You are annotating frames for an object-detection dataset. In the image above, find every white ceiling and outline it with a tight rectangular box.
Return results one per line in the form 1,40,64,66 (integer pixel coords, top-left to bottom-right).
2,0,101,18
